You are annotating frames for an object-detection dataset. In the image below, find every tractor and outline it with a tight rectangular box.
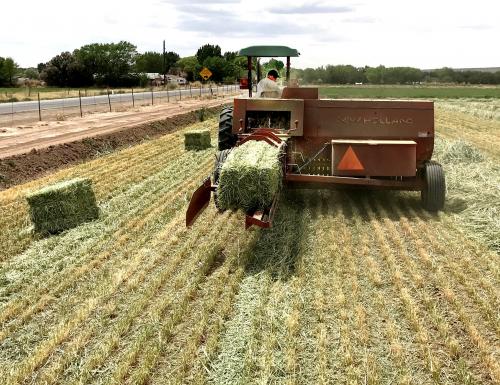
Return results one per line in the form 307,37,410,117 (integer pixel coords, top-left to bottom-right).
186,45,445,228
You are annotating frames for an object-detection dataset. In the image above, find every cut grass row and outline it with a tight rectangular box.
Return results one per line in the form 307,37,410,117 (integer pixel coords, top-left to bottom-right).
0,120,216,260
0,104,498,384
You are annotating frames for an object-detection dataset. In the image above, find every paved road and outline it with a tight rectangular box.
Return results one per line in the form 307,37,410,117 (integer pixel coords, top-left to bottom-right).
0,97,236,158
0,85,238,115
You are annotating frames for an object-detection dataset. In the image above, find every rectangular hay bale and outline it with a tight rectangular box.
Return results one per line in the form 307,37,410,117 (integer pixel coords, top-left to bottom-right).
217,141,282,211
184,129,211,150
26,177,99,234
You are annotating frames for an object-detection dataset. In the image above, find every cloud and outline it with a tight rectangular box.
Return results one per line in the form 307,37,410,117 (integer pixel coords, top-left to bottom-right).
459,24,492,31
342,16,375,23
161,0,239,3
175,4,236,17
269,3,353,14
176,15,314,37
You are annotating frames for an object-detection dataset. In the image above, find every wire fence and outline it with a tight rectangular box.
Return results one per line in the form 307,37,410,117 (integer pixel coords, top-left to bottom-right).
0,83,240,127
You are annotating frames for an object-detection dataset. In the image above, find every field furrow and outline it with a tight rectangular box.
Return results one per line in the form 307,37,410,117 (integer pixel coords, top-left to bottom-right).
0,103,498,384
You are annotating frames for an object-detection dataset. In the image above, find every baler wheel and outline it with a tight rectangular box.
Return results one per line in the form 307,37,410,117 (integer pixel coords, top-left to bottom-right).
218,107,237,150
213,149,231,210
421,161,446,211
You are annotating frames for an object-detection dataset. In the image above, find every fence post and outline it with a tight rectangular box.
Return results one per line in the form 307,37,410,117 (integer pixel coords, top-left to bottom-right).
132,88,135,107
189,85,192,98
78,90,83,117
151,88,154,105
107,88,112,112
179,87,181,100
200,83,202,97
37,92,42,121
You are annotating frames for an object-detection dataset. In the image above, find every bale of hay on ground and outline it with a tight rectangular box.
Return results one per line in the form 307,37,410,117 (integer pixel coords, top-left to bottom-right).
184,129,211,150
26,177,99,234
217,141,282,211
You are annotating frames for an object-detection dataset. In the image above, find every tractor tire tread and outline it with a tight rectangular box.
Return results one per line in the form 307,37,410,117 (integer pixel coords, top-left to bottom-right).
218,107,237,150
421,160,445,211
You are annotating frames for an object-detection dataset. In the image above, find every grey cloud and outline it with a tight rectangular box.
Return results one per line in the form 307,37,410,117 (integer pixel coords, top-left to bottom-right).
176,15,316,37
268,3,353,14
175,4,236,17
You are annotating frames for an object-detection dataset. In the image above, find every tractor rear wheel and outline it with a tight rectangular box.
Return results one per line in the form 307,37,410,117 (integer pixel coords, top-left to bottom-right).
421,161,446,211
213,149,231,210
218,107,237,150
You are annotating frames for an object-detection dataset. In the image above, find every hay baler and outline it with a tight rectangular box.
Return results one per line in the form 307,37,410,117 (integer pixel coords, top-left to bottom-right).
186,46,445,228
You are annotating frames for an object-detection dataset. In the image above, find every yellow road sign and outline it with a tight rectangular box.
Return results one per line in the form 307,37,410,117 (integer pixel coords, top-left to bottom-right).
199,67,212,80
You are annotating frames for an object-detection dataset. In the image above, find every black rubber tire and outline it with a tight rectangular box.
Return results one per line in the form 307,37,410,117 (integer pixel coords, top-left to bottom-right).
421,161,446,211
213,149,231,210
218,107,237,150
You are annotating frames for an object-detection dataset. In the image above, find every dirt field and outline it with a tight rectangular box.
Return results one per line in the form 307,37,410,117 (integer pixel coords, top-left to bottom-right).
0,103,498,384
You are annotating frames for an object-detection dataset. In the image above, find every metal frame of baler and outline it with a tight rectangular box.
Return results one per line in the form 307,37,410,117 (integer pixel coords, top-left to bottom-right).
186,45,440,229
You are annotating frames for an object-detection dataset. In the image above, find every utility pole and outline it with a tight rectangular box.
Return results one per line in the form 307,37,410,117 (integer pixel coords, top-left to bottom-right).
163,40,166,86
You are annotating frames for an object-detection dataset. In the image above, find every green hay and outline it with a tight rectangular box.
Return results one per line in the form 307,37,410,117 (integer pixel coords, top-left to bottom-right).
217,141,282,211
184,129,211,150
26,178,99,234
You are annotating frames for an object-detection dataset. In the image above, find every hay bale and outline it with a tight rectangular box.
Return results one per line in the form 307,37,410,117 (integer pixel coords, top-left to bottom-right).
184,129,211,150
217,141,282,211
26,177,99,234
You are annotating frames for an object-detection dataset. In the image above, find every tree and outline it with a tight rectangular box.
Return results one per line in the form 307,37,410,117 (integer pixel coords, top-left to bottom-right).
75,41,138,86
134,51,179,74
0,57,19,86
263,59,285,77
365,65,385,84
4,58,18,85
196,44,221,66
202,56,227,82
177,56,199,81
164,51,180,74
22,67,40,80
135,51,163,73
40,51,93,87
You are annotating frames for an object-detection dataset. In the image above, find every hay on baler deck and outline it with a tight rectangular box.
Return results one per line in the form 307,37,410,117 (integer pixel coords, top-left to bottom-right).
26,177,99,234
217,141,282,211
184,129,211,150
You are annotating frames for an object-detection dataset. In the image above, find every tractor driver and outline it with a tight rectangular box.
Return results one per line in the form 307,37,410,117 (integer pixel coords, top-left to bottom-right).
256,69,282,98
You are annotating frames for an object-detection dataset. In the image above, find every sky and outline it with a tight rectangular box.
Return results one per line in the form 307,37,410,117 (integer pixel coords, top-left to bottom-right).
1,0,499,69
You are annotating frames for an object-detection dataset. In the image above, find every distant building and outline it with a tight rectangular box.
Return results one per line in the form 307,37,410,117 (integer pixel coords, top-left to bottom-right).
143,73,187,86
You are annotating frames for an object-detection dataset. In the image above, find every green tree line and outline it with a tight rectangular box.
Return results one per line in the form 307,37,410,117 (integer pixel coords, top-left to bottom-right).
2,42,500,87
33,42,247,87
294,65,500,85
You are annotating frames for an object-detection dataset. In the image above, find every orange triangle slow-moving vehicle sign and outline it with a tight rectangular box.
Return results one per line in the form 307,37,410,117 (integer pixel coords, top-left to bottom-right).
337,146,364,171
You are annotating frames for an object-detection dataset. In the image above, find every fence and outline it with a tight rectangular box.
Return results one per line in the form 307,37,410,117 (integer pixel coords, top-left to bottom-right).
0,84,240,127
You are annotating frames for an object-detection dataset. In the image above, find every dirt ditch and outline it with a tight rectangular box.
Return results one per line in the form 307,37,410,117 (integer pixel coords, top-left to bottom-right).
0,105,225,190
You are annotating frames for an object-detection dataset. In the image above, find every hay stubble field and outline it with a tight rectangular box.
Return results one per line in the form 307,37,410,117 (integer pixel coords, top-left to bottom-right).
0,100,499,385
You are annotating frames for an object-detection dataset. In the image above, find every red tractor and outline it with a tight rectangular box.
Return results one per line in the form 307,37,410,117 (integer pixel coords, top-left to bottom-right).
187,46,445,228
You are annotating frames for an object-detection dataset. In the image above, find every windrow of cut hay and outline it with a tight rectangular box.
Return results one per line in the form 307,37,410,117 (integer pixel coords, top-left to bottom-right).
217,141,283,211
434,137,500,251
